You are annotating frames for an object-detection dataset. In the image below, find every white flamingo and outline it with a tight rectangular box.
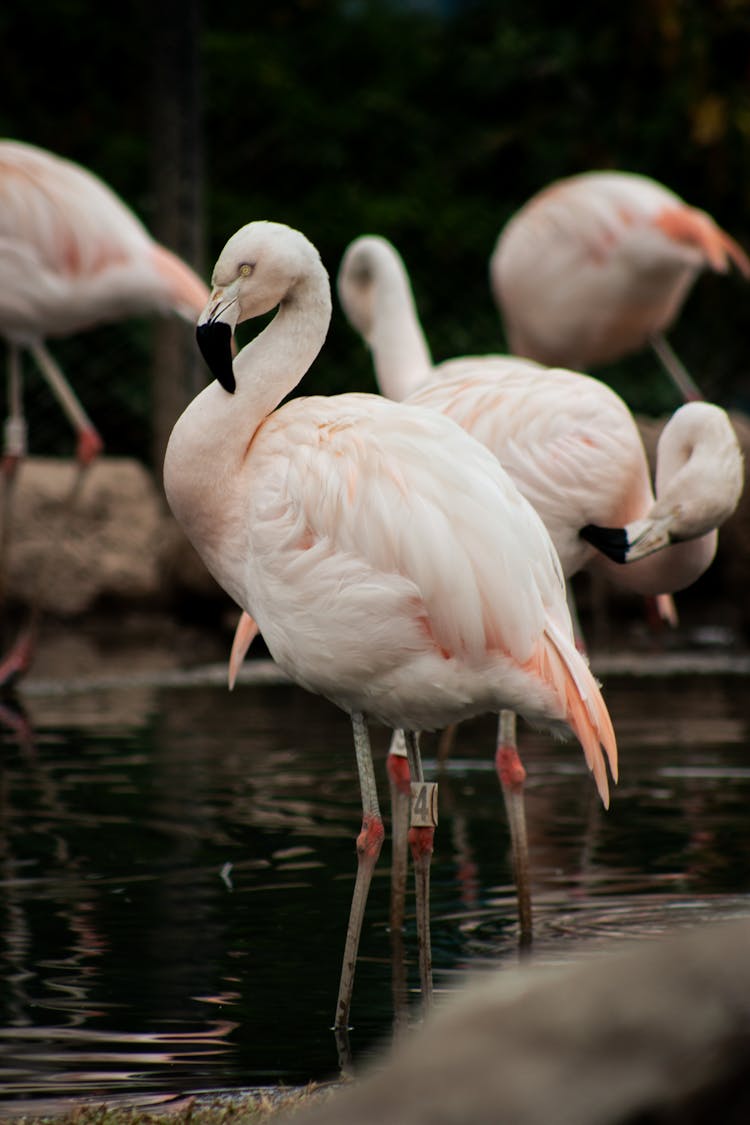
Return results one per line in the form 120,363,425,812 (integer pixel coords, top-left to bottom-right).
490,170,750,401
0,139,209,681
332,233,743,943
163,220,617,1029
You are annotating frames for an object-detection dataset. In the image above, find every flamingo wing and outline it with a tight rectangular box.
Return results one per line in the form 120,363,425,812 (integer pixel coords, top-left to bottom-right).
492,171,749,368
410,360,652,574
0,141,208,336
240,393,568,682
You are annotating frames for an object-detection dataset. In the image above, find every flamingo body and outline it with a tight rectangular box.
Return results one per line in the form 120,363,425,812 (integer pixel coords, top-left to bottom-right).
165,249,614,788
490,171,750,372
164,220,618,1019
0,140,210,687
338,235,744,598
0,140,208,341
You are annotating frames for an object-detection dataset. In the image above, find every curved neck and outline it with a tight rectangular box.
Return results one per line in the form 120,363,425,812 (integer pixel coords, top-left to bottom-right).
350,244,433,401
164,268,331,550
591,531,718,596
233,276,332,424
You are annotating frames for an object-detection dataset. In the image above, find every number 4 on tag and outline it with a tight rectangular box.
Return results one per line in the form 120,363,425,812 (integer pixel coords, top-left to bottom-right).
411,781,438,827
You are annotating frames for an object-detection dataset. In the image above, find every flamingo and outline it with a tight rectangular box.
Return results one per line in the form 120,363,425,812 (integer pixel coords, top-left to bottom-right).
489,170,750,402
0,139,210,680
334,233,743,943
163,219,618,1032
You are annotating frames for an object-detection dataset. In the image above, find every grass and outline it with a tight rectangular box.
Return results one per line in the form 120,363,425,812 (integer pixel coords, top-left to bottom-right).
8,1084,339,1125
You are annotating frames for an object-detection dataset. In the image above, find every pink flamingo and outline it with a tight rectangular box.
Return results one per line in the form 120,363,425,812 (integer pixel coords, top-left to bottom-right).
489,170,750,401
0,139,209,679
163,220,617,1030
334,233,743,943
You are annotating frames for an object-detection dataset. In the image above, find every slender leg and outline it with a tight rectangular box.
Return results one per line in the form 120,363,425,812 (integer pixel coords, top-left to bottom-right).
386,731,411,935
650,333,704,403
1,344,27,592
404,730,435,1014
386,731,411,1028
436,722,458,767
29,342,103,464
495,709,533,950
0,343,104,686
334,711,385,1033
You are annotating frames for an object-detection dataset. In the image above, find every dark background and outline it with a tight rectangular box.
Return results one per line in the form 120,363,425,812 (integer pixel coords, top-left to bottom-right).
2,0,749,468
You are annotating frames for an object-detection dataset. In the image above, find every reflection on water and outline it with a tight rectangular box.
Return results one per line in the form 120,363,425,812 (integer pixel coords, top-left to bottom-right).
1,658,750,1115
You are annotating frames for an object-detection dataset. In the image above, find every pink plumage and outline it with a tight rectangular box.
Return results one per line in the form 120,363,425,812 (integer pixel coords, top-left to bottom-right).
490,171,749,394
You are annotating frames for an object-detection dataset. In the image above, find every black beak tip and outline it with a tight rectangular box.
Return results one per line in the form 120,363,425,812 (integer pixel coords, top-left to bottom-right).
196,320,236,394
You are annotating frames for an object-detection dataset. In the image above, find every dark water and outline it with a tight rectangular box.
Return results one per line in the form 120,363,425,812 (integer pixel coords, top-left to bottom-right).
1,654,750,1116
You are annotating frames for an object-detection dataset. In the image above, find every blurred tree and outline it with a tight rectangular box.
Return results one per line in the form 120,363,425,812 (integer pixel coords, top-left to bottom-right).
1,0,748,467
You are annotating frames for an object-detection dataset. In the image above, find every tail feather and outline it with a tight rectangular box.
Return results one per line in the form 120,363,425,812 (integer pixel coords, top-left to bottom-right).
228,611,260,690
533,619,618,808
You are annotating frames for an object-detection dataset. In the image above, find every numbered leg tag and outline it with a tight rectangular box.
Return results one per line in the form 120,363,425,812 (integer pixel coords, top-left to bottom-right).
410,781,438,827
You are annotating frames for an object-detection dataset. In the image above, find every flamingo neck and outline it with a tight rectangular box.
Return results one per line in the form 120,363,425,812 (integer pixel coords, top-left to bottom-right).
366,254,433,401
651,403,744,539
163,265,331,552
232,277,332,423
593,531,718,596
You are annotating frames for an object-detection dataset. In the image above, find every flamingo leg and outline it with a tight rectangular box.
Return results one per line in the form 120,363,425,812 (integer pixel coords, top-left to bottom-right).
1,344,27,596
495,708,533,949
386,731,411,1026
334,711,385,1032
386,732,411,936
404,729,435,1015
0,343,104,686
29,342,103,464
436,722,458,767
650,333,704,404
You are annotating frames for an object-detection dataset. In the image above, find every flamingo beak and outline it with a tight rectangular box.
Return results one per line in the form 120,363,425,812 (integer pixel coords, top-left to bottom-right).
196,289,238,394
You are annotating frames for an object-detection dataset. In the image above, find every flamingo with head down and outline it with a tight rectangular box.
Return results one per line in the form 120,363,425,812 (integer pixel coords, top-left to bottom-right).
489,170,750,401
332,232,743,944
0,139,209,681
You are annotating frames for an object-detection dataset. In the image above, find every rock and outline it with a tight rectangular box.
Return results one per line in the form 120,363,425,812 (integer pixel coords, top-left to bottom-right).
282,918,750,1125
4,457,167,615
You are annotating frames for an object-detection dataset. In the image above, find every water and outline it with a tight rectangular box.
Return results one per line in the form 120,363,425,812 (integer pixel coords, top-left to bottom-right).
1,642,750,1116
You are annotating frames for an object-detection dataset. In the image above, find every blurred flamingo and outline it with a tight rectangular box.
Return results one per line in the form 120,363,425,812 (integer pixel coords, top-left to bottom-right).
0,139,209,680
334,233,743,943
163,219,617,1031
489,170,750,402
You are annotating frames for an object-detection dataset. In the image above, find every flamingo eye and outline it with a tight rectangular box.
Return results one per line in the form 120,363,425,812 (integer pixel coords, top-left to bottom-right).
239,263,253,278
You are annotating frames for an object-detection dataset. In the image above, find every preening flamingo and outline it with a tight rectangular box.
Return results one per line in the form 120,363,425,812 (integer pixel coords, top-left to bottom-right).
163,220,617,1030
336,233,743,942
0,139,209,679
0,139,209,464
490,171,750,401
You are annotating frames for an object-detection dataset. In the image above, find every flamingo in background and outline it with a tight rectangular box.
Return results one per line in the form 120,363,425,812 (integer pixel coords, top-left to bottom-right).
489,171,750,402
163,219,617,1033
334,233,743,943
0,139,209,680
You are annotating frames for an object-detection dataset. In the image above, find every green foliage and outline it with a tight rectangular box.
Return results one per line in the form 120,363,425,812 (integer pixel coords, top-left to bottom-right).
3,0,750,463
